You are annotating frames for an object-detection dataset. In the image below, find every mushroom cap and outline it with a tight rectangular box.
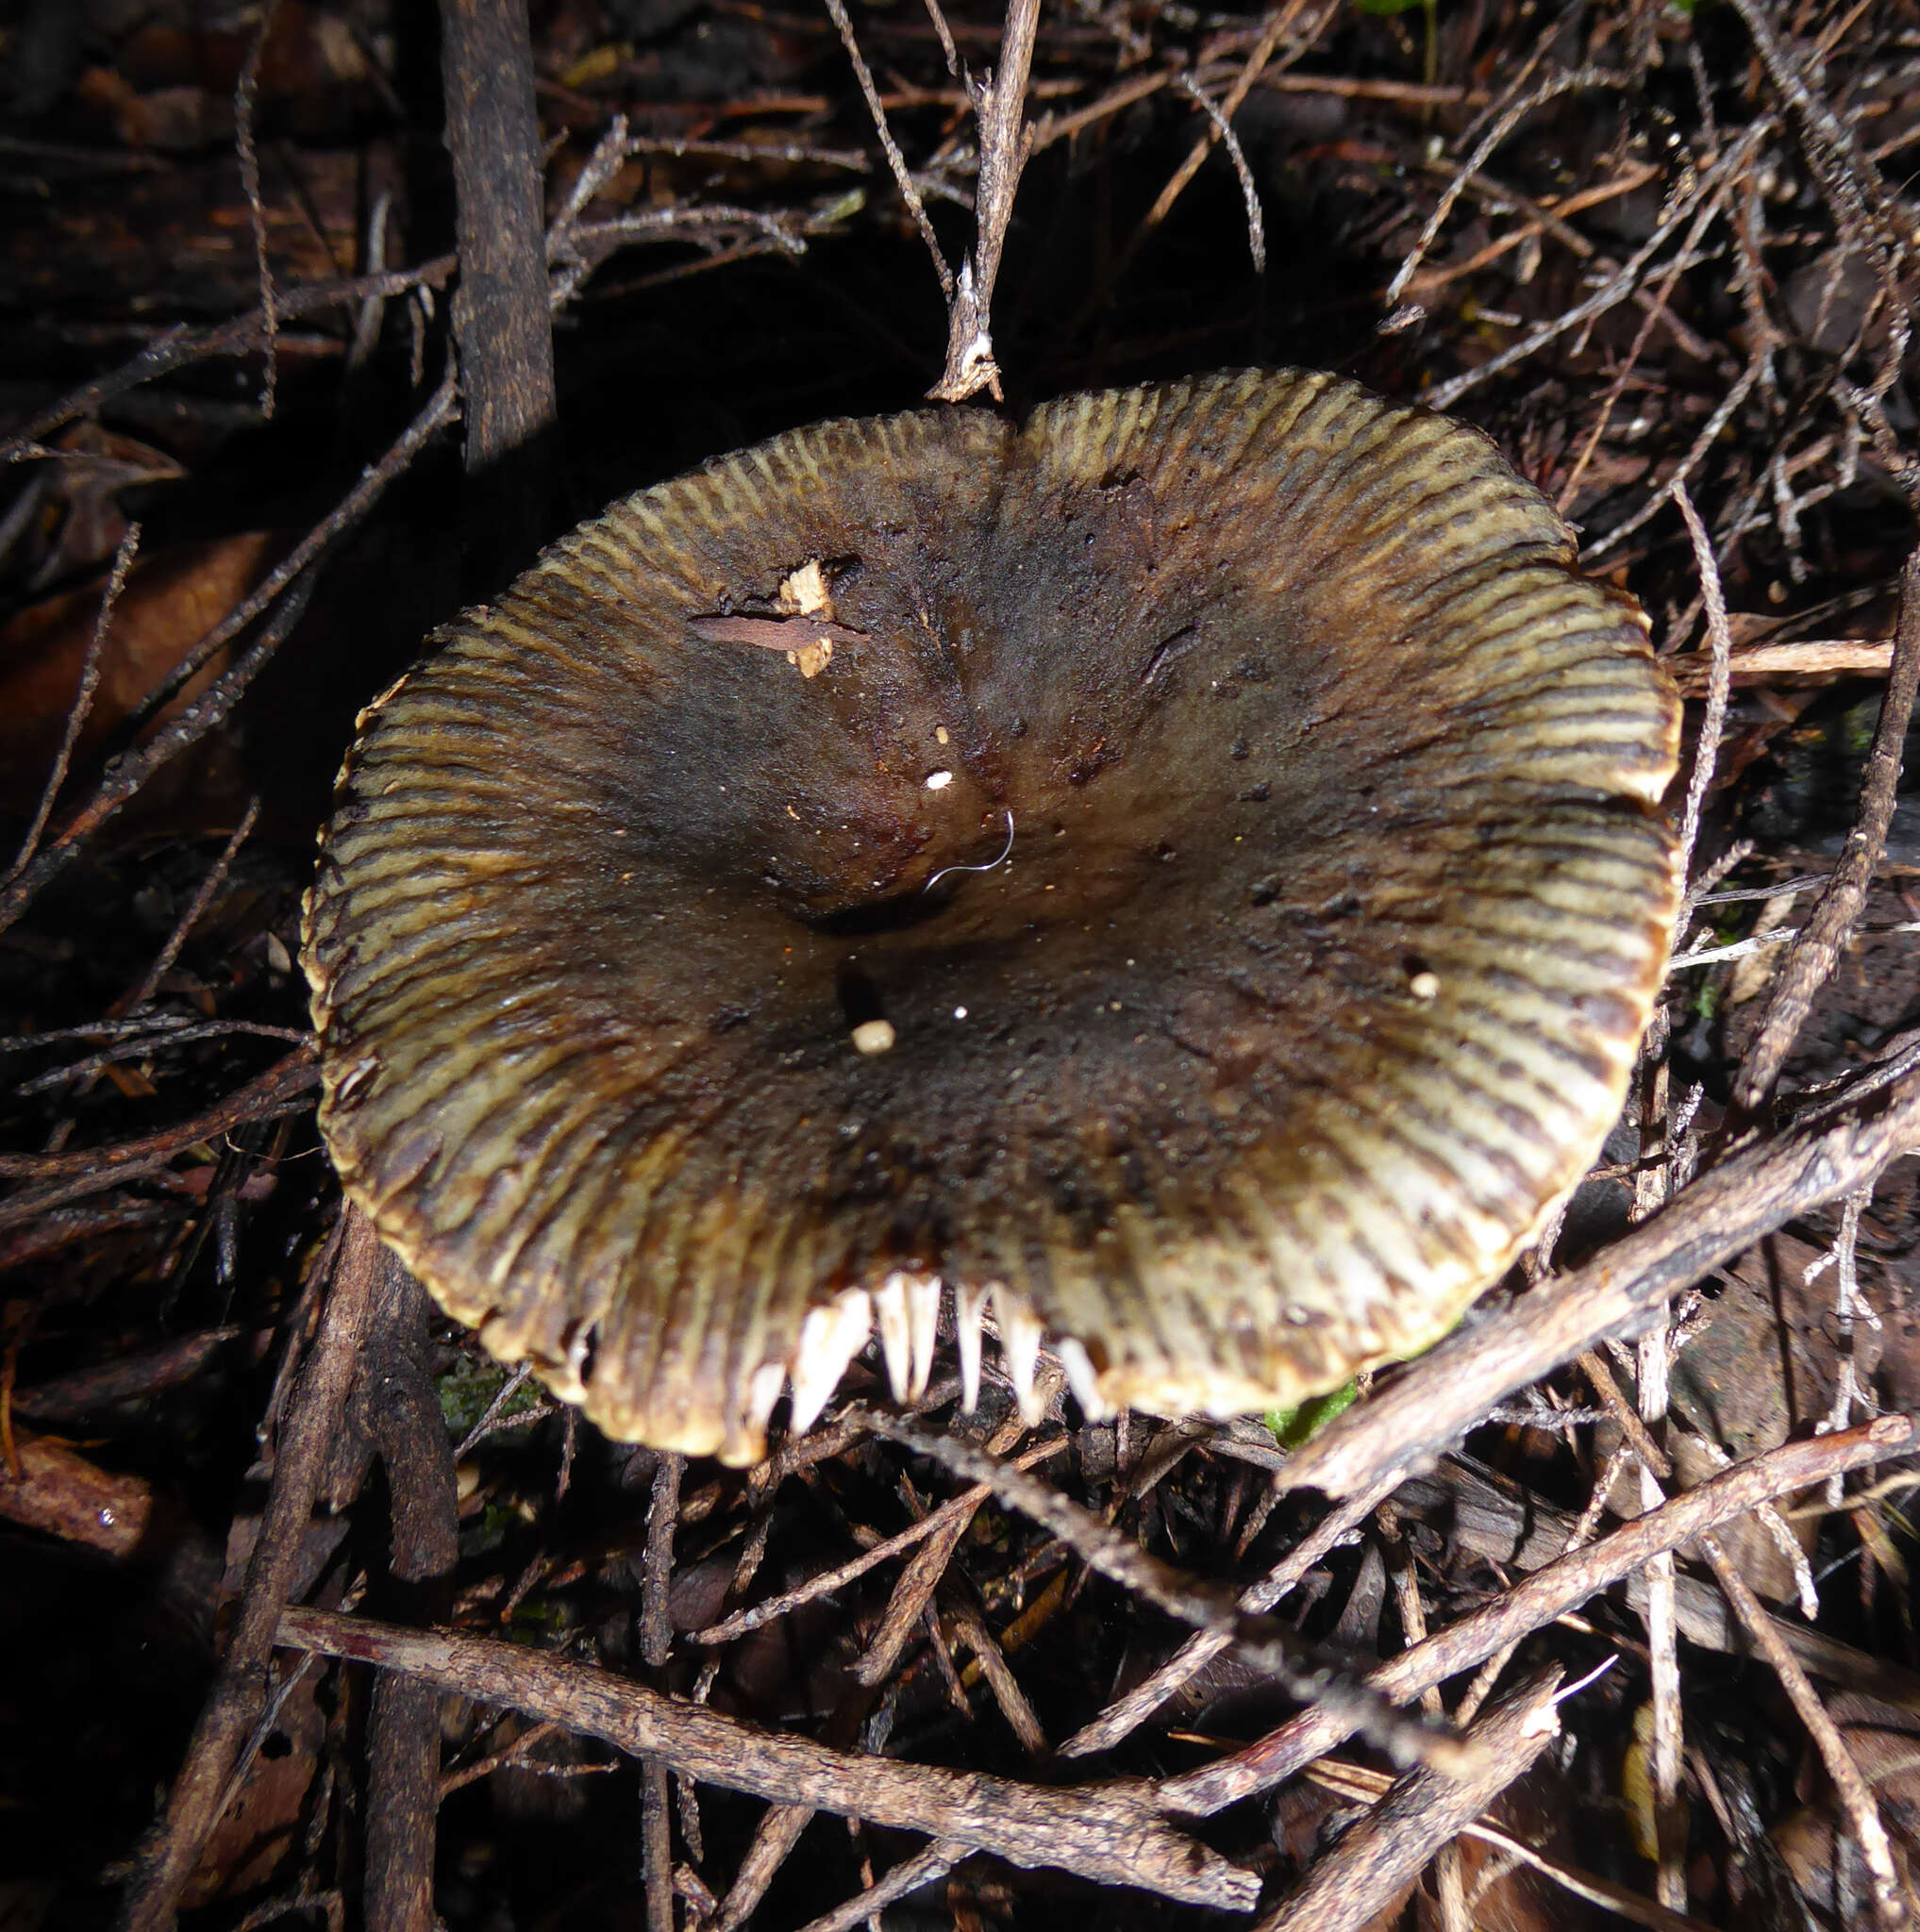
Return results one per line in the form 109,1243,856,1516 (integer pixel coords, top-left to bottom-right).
303,370,1680,1464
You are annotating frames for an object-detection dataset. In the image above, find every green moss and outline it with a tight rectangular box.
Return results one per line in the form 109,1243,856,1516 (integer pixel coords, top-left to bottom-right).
438,1355,544,1440
1265,1379,1361,1448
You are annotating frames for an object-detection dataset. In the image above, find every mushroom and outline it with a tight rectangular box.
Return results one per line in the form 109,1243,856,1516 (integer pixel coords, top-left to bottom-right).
303,370,1680,1465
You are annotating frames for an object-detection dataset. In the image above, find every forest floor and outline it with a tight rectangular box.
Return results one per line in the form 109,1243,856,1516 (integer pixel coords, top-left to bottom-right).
4,0,1920,1927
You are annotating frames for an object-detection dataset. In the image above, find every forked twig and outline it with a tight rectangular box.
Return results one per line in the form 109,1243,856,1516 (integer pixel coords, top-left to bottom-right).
928,0,1043,401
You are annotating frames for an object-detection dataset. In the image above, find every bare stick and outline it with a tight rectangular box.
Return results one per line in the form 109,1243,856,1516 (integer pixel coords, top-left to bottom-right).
440,0,558,573
928,0,1042,402
115,797,260,1016
1303,1755,1715,1932
1696,1531,1909,1927
1252,1672,1563,1932
1059,1471,1399,1757
1159,1413,1920,1818
1176,75,1264,274
1739,544,1920,1105
1668,639,1899,691
945,1593,1047,1754
117,1210,384,1932
1277,1055,1920,1502
0,369,458,940
1062,0,1318,341
642,1452,682,1932
274,1607,1260,1910
0,260,457,464
793,1840,968,1932
0,1049,318,1184
1385,68,1625,309
5,520,140,886
234,1,282,420
692,1436,1063,1647
823,0,953,300
1672,484,1734,907
861,1411,1475,1776
363,1264,461,1932
853,1388,1052,1686
1425,121,1770,413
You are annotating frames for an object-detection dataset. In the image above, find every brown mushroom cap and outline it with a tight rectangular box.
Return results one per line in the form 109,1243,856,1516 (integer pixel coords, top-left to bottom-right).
302,370,1680,1464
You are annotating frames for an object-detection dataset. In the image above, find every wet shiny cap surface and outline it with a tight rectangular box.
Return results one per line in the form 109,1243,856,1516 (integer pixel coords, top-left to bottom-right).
303,369,1681,1464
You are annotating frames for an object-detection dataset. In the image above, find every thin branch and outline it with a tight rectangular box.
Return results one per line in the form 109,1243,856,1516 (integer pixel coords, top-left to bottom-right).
5,520,140,886
117,1212,385,1932
0,368,459,940
823,0,953,300
1697,1530,1909,1928
0,1050,319,1184
275,1607,1260,1910
1159,1413,1920,1819
1058,1471,1398,1757
793,1840,969,1932
1738,543,1920,1105
1276,1054,1920,1501
1253,1672,1563,1932
1176,74,1263,274
861,1410,1477,1776
928,0,1042,402
234,1,283,420
1672,482,1733,909
0,261,457,465
115,797,261,1016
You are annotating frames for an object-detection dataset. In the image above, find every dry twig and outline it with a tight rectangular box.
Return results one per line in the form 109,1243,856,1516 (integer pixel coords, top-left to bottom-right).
1160,1414,1920,1819
274,1607,1261,1909
117,1211,385,1932
1739,544,1920,1105
1278,1055,1920,1501
1254,1672,1563,1932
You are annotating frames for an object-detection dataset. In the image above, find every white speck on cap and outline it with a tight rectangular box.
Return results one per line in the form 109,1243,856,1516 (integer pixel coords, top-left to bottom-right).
851,1019,896,1055
925,770,953,791
1410,971,1441,1000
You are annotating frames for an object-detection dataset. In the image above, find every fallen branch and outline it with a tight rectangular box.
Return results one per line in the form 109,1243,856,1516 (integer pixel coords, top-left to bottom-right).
1158,1413,1920,1818
862,1410,1474,1777
117,1210,385,1932
1254,1671,1562,1932
1277,1055,1920,1502
0,1050,318,1188
273,1607,1261,1910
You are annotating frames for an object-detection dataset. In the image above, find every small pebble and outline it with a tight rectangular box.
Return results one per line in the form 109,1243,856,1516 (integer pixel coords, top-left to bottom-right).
926,770,953,791
851,1019,896,1055
1409,971,1441,1001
